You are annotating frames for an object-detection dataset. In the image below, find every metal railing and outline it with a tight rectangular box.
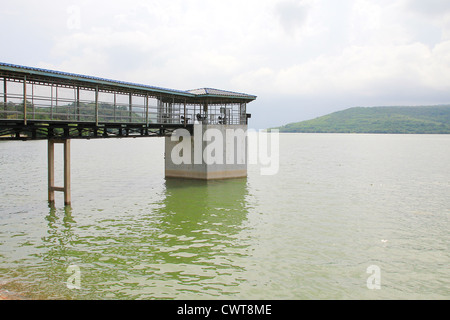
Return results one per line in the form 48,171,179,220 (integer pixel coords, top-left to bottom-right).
0,79,248,126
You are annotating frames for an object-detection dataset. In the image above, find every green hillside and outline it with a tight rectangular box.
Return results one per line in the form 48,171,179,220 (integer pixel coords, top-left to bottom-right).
273,105,450,134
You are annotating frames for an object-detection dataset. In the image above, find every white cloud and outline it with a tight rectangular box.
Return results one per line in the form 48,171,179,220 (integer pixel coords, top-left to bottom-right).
275,0,315,35
235,41,450,99
405,0,450,17
2,0,450,127
402,0,450,41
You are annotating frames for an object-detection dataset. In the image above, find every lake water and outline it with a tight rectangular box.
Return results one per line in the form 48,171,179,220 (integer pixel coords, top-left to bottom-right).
0,134,448,299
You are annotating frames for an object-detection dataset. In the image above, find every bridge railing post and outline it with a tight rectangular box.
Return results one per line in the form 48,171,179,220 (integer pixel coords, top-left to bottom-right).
23,75,27,125
95,86,99,126
145,94,149,126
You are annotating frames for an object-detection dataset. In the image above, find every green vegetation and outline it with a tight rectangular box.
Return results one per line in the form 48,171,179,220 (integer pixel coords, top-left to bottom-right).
1,101,146,123
1,100,148,138
272,105,450,134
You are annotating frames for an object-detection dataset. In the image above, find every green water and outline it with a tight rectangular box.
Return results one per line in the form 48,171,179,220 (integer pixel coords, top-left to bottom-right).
0,134,449,299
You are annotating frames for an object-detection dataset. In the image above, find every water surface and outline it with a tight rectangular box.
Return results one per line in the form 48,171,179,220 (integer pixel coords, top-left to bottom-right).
0,134,448,299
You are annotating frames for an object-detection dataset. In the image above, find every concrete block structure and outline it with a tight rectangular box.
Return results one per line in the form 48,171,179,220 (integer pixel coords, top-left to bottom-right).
165,124,248,180
163,88,255,180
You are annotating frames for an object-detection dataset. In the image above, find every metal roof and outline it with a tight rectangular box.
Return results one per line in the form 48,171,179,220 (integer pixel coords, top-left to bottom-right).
0,62,257,102
187,88,257,99
0,62,191,97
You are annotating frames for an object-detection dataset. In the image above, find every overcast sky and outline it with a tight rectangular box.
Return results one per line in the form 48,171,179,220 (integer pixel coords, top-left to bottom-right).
2,0,450,128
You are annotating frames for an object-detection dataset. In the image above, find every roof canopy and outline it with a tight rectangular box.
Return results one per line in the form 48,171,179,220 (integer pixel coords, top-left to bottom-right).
0,62,257,105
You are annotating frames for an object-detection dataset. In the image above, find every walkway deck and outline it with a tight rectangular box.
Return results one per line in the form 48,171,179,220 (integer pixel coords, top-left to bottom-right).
0,63,256,140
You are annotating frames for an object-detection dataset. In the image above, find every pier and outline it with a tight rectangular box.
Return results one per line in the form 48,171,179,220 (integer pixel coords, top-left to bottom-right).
0,63,256,205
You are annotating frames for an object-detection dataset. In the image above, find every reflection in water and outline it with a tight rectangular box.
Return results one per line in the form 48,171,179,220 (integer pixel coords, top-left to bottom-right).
0,204,80,300
2,136,449,299
147,178,251,298
36,177,251,299
38,204,80,299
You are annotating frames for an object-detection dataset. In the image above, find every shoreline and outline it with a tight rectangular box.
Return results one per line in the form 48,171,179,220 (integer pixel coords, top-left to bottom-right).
0,289,28,300
0,281,31,300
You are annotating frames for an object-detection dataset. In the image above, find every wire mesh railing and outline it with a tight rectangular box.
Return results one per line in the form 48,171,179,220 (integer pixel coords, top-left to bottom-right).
0,79,248,126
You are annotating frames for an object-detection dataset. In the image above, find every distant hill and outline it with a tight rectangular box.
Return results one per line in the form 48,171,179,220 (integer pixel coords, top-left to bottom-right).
272,105,450,134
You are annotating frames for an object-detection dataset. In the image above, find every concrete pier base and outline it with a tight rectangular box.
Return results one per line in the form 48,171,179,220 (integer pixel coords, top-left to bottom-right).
165,124,247,180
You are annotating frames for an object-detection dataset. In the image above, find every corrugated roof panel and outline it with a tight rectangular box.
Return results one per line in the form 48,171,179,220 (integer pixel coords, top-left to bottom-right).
0,62,192,96
187,87,256,100
186,88,208,95
0,62,257,101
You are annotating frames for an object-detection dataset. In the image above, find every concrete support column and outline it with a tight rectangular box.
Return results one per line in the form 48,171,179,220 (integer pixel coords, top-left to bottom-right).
165,124,247,180
48,140,55,203
48,139,71,206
